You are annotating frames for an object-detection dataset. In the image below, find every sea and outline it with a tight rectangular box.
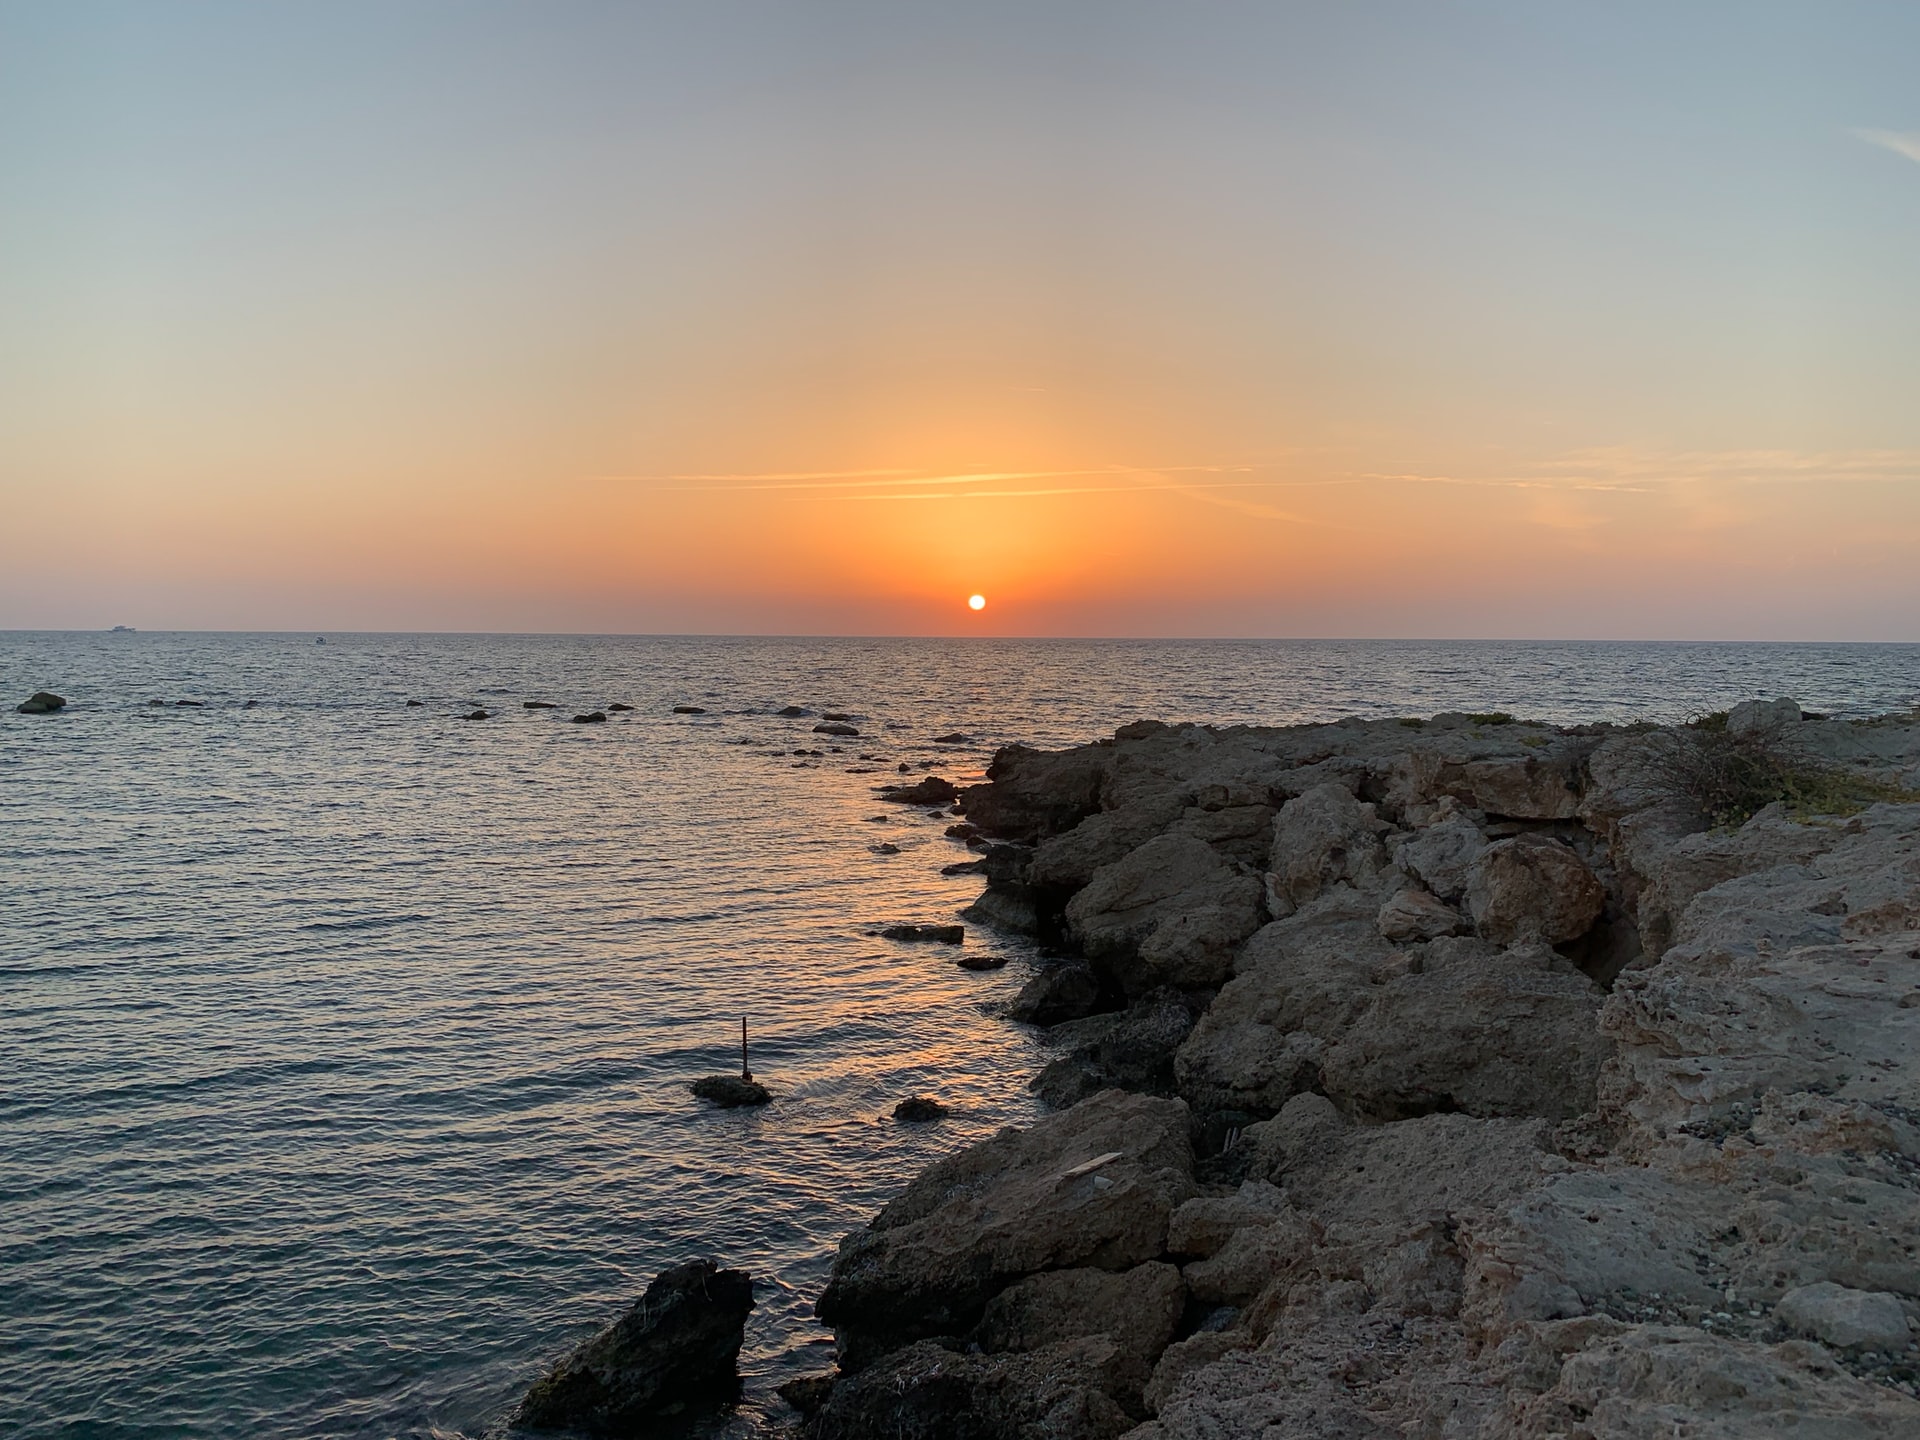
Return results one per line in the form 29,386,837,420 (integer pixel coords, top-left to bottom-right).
7,632,1920,1440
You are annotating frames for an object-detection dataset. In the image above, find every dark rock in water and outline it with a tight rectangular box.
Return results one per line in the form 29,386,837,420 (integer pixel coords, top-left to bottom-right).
821,711,852,721
572,711,608,724
778,1372,837,1417
175,699,204,708
945,822,980,842
897,763,912,773
1006,964,1101,1026
814,722,860,737
871,843,901,855
512,1257,754,1435
691,1075,770,1107
956,952,1008,971
607,702,634,712
242,699,258,709
941,860,985,877
460,709,490,720
149,699,168,706
776,705,808,717
524,700,558,709
878,776,958,805
931,732,970,744
16,691,67,714
406,699,423,707
673,705,707,714
807,1338,1133,1440
877,924,964,944
893,1096,948,1122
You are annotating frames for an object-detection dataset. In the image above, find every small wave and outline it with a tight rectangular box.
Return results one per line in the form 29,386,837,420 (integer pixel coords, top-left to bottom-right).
297,913,433,932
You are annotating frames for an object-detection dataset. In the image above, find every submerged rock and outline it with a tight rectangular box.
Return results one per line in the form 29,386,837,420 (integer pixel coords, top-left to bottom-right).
691,1075,770,1107
893,1096,948,1122
879,775,959,805
524,700,558,709
955,953,1008,971
672,705,707,714
572,711,609,724
776,704,808,717
16,691,66,713
815,722,860,737
512,1257,753,1434
460,709,489,720
877,924,964,944
607,702,634,712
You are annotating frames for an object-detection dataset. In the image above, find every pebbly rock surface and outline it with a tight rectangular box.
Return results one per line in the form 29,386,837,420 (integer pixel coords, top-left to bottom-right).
806,703,1920,1436
514,1258,752,1434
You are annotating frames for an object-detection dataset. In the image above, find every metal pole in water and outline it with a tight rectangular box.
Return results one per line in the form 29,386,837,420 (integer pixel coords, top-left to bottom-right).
741,1017,752,1081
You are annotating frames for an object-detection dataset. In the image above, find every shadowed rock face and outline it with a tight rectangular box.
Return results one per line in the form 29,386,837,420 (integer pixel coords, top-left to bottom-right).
815,1091,1195,1372
513,1258,752,1435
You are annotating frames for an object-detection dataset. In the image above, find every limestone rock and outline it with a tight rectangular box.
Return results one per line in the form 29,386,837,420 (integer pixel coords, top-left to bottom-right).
1007,964,1102,1027
808,1337,1134,1440
1181,1207,1317,1306
1726,695,1803,737
1266,782,1390,913
1167,1180,1291,1260
1377,885,1462,941
1493,1325,1920,1438
1775,1282,1911,1352
960,744,1115,842
1318,939,1607,1121
815,1091,1195,1368
1030,994,1200,1110
1391,807,1489,901
512,1258,752,1433
1065,834,1263,994
1467,833,1606,945
976,1262,1185,1409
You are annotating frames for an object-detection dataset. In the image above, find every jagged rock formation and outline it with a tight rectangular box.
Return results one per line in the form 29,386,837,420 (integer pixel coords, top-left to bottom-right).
514,1258,752,1434
810,705,1920,1437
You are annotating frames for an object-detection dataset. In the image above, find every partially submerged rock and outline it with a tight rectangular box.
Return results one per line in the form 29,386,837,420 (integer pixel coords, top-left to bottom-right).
893,1096,948,1122
691,1075,770,1107
512,1258,752,1434
815,722,860,737
879,775,959,805
15,691,66,714
876,924,963,944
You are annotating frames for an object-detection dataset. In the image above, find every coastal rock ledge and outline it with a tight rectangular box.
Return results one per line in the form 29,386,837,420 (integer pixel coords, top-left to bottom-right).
806,704,1920,1438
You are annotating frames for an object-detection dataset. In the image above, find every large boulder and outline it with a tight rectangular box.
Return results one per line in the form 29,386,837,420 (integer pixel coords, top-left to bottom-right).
1466,834,1606,946
1377,885,1463,941
815,1091,1196,1368
1390,806,1489,901
1266,782,1391,914
1029,993,1201,1110
512,1258,753,1434
975,1262,1185,1410
15,691,66,714
1064,834,1264,993
1318,939,1608,1122
960,744,1115,842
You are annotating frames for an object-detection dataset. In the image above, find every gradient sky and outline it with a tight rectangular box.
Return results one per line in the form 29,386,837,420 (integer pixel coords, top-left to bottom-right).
4,1,1920,637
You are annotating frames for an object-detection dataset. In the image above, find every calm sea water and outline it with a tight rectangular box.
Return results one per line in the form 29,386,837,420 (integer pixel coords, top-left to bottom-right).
6,633,1920,1440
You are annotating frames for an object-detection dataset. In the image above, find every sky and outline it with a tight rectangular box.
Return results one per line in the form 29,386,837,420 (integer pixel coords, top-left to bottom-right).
3,1,1920,638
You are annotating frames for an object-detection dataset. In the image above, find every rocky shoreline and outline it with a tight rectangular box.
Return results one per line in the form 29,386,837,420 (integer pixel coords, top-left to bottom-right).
792,700,1920,1437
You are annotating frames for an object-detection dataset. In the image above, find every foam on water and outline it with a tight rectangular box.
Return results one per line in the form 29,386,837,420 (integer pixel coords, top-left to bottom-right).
5,633,1920,1438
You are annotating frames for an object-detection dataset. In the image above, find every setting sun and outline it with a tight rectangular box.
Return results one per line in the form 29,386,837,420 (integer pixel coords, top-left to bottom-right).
967,594,986,611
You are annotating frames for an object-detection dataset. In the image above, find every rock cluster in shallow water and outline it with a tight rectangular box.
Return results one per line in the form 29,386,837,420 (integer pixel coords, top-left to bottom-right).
803,704,1920,1437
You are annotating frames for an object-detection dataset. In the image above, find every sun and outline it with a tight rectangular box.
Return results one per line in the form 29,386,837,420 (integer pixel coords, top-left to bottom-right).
967,593,986,611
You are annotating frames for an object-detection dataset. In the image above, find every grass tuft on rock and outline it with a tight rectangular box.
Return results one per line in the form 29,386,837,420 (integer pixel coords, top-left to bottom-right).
1650,723,1918,828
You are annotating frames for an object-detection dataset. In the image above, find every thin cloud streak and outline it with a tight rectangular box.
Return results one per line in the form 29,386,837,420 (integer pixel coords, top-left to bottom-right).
629,464,1263,494
1854,128,1920,165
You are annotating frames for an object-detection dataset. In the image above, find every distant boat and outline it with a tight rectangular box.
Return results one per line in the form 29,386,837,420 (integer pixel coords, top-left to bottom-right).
110,625,136,633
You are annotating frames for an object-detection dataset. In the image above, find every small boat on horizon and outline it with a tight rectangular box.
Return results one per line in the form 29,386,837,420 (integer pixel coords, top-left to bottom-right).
110,625,136,633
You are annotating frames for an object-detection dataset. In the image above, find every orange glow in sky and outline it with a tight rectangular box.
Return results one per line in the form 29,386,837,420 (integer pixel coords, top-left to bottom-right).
5,6,1920,638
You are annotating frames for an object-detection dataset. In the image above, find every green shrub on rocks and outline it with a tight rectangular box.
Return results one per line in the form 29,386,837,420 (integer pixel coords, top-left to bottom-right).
1652,723,1918,828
